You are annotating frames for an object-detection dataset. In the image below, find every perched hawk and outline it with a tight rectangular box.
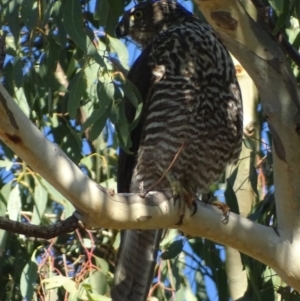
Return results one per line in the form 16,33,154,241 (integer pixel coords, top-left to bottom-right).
112,1,243,300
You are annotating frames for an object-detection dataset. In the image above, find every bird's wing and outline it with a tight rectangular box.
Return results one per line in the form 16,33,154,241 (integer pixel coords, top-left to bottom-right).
116,45,152,194
111,45,163,301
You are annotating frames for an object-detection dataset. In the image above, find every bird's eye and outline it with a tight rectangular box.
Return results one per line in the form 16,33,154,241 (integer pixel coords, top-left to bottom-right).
134,10,143,19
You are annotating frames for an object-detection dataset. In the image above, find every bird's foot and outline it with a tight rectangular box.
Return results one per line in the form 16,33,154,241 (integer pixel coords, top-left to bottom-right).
166,173,196,225
202,193,230,223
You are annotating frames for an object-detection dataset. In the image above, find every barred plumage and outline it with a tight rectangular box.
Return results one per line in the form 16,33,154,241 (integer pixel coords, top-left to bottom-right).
112,1,243,300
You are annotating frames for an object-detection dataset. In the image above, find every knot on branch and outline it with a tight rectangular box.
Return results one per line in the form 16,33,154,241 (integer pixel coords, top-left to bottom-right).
210,11,238,31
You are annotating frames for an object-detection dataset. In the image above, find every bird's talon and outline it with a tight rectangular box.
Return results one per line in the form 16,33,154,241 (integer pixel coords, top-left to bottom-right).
190,201,198,216
202,192,213,204
221,211,230,223
211,200,230,222
202,193,231,221
175,214,184,226
172,194,180,206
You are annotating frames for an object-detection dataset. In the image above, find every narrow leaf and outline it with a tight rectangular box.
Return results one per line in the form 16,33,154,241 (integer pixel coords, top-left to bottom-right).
62,0,87,51
225,179,239,215
13,57,23,88
32,182,48,225
7,184,21,221
7,0,21,42
62,0,105,66
107,35,129,69
161,239,184,260
82,81,113,137
94,0,109,25
20,258,38,299
89,270,108,295
90,113,110,141
40,178,65,202
20,0,38,31
68,70,87,119
0,159,14,170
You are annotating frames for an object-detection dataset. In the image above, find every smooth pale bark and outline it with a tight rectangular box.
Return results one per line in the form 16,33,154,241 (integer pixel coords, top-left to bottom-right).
225,58,259,300
194,0,300,291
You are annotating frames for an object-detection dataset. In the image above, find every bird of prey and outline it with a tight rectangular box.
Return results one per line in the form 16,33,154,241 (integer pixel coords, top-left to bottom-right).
111,1,243,300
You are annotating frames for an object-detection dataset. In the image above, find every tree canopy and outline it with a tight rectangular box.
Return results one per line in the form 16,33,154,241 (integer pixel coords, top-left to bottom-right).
0,0,300,300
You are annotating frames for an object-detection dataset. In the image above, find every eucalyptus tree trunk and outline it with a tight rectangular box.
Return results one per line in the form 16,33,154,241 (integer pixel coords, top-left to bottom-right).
225,57,259,300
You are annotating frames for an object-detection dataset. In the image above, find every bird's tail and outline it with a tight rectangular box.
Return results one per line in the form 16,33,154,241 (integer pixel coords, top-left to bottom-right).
111,229,163,301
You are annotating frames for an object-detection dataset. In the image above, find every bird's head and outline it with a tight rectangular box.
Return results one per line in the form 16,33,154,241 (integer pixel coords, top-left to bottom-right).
115,0,192,48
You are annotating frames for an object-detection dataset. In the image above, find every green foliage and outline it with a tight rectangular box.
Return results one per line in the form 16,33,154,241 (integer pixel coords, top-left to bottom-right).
0,0,132,299
0,0,298,300
267,0,300,79
160,238,184,260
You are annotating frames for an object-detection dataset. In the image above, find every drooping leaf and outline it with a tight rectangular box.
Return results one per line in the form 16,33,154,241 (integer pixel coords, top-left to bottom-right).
0,183,10,252
31,181,48,225
68,70,87,119
86,81,114,140
272,0,291,34
40,178,65,203
113,103,131,150
184,284,198,301
62,0,105,66
102,0,124,36
20,250,38,300
174,286,185,301
43,275,77,292
161,239,184,260
5,0,21,42
89,270,109,295
13,57,23,88
20,0,38,32
224,178,239,215
171,257,182,291
7,184,21,221
107,35,129,70
41,0,56,28
0,159,14,170
51,1,68,47
94,257,109,274
94,0,109,26
39,53,66,92
3,61,15,96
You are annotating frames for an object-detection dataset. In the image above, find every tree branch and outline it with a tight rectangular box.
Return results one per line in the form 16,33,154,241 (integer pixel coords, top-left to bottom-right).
0,78,300,289
0,214,80,239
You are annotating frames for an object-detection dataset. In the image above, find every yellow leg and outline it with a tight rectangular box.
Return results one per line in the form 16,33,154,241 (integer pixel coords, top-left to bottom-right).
166,173,196,224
